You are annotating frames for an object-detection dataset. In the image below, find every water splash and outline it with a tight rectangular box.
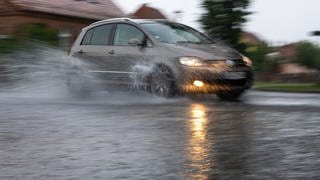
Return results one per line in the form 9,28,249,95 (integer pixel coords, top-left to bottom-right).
0,43,102,98
0,43,182,104
129,63,154,91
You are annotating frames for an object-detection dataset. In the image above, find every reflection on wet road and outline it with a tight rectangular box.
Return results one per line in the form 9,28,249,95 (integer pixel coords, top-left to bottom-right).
186,104,210,180
0,89,319,179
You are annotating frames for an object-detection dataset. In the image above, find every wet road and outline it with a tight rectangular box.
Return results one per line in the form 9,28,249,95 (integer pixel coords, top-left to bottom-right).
0,89,319,180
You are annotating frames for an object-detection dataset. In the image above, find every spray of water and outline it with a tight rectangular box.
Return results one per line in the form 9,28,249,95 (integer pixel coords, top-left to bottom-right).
0,43,182,104
0,43,95,98
129,63,154,91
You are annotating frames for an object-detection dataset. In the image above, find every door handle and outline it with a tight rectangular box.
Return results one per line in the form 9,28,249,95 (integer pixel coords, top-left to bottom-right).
77,49,83,54
108,49,115,55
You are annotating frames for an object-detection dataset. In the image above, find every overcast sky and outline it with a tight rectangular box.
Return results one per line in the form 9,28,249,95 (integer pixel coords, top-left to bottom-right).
115,0,320,44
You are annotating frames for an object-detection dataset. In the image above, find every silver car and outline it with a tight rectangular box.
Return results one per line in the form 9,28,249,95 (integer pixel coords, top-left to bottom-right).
69,18,253,100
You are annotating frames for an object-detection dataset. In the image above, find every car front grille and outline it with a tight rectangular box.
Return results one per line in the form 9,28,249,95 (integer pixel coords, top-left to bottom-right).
232,59,246,67
208,59,246,68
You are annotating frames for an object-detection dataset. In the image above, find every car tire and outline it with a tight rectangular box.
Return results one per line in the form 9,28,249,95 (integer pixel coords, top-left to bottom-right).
216,90,244,101
150,65,176,97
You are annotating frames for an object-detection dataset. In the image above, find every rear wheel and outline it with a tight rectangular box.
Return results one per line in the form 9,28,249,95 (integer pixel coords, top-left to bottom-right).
216,90,244,101
150,65,176,97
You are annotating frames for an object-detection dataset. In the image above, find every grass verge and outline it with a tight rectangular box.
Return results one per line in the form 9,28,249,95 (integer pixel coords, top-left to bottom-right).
254,82,320,93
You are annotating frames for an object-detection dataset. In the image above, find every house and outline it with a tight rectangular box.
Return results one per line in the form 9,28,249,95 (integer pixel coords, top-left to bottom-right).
276,43,298,62
278,63,315,74
241,32,264,46
269,43,319,82
130,3,167,19
0,0,125,48
273,43,315,74
241,32,265,52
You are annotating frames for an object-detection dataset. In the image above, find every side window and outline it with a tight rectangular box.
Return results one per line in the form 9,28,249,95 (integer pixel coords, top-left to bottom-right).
81,29,93,45
114,24,144,46
82,24,113,45
91,24,113,45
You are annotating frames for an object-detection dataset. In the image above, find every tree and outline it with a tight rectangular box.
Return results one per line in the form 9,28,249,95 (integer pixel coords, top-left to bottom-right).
199,0,251,52
295,41,320,70
247,43,272,72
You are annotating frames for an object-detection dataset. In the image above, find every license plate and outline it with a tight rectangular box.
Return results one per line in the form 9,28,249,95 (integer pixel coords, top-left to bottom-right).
223,72,246,80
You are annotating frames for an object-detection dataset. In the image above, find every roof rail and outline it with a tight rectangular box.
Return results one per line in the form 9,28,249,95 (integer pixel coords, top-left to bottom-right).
91,18,132,26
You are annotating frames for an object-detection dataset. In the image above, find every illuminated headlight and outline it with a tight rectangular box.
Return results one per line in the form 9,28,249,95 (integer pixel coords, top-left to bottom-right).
179,57,206,67
193,80,204,87
242,56,252,66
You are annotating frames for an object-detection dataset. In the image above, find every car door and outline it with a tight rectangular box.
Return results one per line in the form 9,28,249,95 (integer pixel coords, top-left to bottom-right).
111,23,152,86
74,23,126,86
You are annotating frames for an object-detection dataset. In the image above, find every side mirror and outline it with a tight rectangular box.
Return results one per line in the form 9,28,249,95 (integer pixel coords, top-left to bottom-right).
128,38,145,47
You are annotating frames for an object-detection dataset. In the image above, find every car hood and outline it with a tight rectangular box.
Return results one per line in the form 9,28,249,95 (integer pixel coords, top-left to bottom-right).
163,43,242,60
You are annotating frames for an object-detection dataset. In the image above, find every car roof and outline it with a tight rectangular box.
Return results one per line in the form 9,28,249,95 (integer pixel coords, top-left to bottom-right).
89,18,172,27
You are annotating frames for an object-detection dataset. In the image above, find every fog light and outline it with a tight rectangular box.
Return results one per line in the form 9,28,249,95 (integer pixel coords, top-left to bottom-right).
193,80,204,87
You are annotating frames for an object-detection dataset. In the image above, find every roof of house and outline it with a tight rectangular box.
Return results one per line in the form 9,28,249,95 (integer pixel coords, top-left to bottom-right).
131,3,167,19
10,0,125,20
241,32,264,45
276,43,298,59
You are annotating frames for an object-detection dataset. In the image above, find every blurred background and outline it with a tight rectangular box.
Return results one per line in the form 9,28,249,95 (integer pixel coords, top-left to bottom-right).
0,0,320,90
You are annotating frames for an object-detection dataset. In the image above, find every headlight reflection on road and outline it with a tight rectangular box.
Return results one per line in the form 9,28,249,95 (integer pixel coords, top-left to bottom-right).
186,103,211,180
190,104,207,140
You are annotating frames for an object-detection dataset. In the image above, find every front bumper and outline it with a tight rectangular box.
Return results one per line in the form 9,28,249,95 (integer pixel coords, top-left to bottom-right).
177,66,253,94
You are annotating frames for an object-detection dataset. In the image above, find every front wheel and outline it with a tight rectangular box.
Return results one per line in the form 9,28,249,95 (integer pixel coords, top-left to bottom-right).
216,90,244,101
150,65,177,97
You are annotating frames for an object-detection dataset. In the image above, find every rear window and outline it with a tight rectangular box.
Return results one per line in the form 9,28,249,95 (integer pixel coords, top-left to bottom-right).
81,24,113,45
81,29,93,45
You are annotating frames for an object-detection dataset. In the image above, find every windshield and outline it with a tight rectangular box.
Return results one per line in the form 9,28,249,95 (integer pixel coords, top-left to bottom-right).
140,22,213,44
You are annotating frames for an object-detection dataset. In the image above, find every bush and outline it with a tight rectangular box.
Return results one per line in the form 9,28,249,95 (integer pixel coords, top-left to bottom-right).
0,38,21,54
0,24,59,54
295,41,320,70
15,23,59,46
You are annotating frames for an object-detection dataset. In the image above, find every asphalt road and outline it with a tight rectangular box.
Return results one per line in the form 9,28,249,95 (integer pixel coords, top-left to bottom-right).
0,48,319,179
0,88,319,180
